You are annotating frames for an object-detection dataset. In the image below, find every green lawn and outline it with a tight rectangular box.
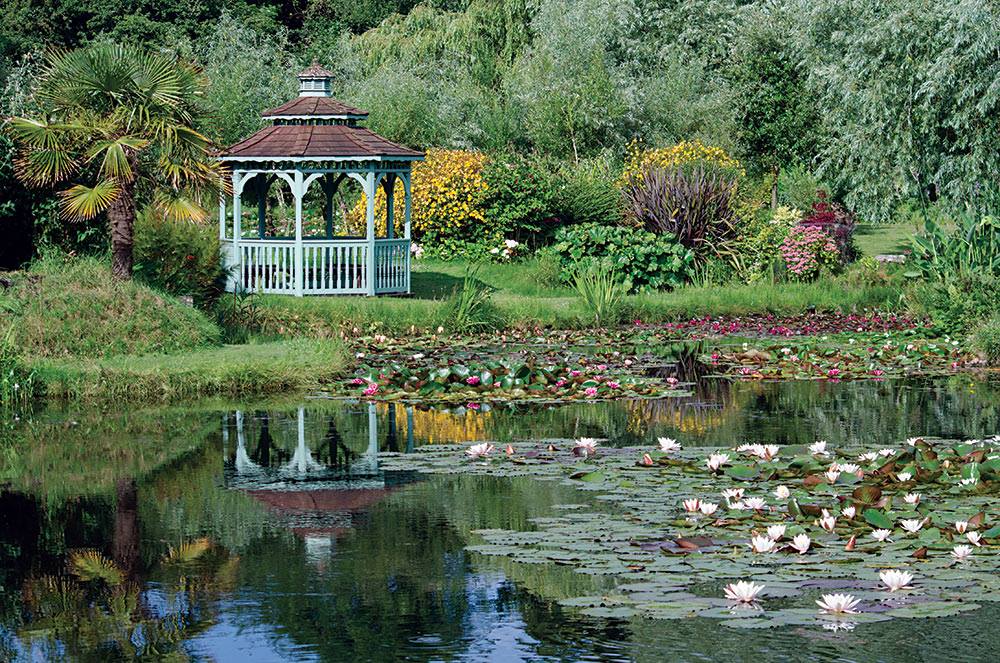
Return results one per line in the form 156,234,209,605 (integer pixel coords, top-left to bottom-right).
854,222,916,257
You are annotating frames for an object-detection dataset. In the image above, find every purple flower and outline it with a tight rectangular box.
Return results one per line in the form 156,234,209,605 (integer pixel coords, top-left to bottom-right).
466,376,481,386
584,387,598,397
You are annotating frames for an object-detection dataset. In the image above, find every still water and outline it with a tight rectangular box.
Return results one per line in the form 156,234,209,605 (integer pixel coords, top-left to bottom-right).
1,376,998,662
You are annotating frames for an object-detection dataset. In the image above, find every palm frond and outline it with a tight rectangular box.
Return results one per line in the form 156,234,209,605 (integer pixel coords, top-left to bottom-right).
150,189,212,223
59,180,121,220
85,136,147,181
163,538,213,564
67,549,124,586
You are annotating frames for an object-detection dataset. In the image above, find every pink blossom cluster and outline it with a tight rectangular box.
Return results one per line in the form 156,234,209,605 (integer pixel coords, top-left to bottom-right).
780,225,839,282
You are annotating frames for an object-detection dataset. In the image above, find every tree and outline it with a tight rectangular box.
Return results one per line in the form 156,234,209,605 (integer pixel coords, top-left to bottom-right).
10,43,224,278
729,6,819,209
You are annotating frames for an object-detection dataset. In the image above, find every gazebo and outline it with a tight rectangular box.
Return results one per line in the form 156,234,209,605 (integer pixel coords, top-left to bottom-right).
217,63,423,296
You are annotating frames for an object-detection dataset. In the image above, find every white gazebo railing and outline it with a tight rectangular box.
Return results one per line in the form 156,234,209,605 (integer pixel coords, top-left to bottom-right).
225,237,410,296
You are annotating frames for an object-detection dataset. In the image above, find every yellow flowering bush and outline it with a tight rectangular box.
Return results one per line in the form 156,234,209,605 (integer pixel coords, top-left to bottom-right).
619,139,744,187
348,148,492,255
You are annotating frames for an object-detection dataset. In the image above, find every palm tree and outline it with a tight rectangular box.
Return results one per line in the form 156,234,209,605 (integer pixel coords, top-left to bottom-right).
8,43,225,279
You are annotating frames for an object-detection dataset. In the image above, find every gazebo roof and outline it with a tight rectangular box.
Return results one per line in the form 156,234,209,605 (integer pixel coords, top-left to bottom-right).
262,96,368,120
219,124,423,161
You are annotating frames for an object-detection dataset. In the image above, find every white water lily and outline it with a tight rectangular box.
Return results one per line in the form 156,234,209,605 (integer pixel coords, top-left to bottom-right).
773,485,791,499
809,441,829,456
879,448,896,457
841,506,856,519
816,593,861,614
879,569,914,592
819,511,837,532
900,519,924,533
658,437,681,453
960,477,978,486
905,437,922,447
755,444,780,461
723,581,766,603
871,529,892,542
858,452,879,463
699,502,719,516
750,535,776,553
574,438,598,456
952,545,973,561
706,453,730,472
767,524,786,540
735,443,757,453
789,533,811,554
903,493,921,505
745,497,767,511
836,463,861,475
683,498,701,513
729,500,747,511
897,472,913,482
967,531,983,546
721,488,745,502
955,520,969,534
825,470,841,483
466,443,495,459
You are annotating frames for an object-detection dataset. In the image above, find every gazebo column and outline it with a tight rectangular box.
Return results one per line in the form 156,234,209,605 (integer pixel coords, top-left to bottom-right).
383,173,396,239
403,172,412,294
256,176,270,239
232,171,244,292
322,173,345,239
365,171,376,296
293,170,305,297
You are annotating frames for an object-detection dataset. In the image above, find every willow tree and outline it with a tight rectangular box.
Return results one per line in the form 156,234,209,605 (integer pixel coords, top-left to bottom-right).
9,43,224,278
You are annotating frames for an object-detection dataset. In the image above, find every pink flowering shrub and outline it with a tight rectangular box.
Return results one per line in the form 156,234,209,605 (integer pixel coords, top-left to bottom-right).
780,225,840,282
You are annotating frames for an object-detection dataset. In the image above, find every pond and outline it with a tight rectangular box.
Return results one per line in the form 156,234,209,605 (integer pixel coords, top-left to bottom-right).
1,374,998,661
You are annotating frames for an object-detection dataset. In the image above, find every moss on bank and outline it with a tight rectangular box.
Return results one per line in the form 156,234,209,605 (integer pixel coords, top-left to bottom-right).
33,339,346,402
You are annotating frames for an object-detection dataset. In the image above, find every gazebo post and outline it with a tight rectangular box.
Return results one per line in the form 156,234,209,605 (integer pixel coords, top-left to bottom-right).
403,171,412,294
232,171,243,290
384,173,396,239
256,176,268,239
294,170,304,297
365,170,376,296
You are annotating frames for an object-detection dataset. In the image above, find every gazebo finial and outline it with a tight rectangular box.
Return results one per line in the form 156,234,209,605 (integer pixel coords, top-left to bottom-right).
297,61,334,97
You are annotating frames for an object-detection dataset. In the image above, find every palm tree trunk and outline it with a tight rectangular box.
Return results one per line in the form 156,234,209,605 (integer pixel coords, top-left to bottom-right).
108,179,136,279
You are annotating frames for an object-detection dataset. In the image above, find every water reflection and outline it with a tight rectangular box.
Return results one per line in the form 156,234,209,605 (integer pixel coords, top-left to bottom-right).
0,375,998,661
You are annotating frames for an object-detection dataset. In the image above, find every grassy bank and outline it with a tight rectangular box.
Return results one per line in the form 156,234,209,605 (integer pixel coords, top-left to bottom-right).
236,259,903,337
33,339,346,402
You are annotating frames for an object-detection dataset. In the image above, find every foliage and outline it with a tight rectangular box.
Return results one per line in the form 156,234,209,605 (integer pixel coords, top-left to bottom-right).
777,165,823,212
1,255,220,358
444,266,503,333
973,316,1000,365
623,165,739,260
799,193,857,262
908,215,1000,281
552,223,695,292
728,205,800,283
779,224,840,282
0,326,36,408
8,43,224,278
571,262,629,328
621,139,743,187
552,156,622,227
480,152,560,246
133,211,227,309
910,274,998,335
797,0,1000,221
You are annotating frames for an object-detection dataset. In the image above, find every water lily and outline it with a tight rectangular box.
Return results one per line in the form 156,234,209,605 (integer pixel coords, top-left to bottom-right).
505,444,515,456
951,545,973,561
706,453,730,472
465,375,481,386
835,462,861,475
584,386,598,397
897,472,913,481
900,519,924,533
729,500,747,511
767,524,786,540
960,477,978,486
819,511,837,532
870,529,893,543
723,581,765,603
773,485,791,499
658,437,681,453
721,488,745,502
745,497,767,511
809,441,829,456
825,470,841,483
903,493,921,505
683,498,701,513
955,521,969,534
750,535,776,553
880,569,914,592
466,443,494,459
789,533,811,554
966,531,983,546
699,502,720,516
905,437,922,447
752,444,779,461
574,438,598,456
816,593,861,614
858,451,879,463
878,448,896,457
841,506,856,519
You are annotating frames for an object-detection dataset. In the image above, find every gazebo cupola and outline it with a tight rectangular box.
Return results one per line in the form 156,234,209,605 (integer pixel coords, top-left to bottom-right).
217,63,423,297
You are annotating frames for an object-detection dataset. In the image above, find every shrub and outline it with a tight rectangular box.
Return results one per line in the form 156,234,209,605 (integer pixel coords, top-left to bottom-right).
480,152,560,247
133,211,227,308
553,157,622,227
973,316,1000,365
908,214,1000,281
623,165,739,261
799,192,857,262
728,205,800,283
571,262,628,328
552,223,695,292
911,273,998,334
780,225,840,282
444,266,503,332
777,165,824,211
620,139,743,186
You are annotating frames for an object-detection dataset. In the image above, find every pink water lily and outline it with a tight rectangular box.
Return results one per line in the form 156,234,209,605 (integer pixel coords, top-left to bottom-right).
466,443,494,459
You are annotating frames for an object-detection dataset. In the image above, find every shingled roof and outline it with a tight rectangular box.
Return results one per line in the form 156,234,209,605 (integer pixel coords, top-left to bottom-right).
262,96,368,119
219,124,423,160
298,61,334,78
